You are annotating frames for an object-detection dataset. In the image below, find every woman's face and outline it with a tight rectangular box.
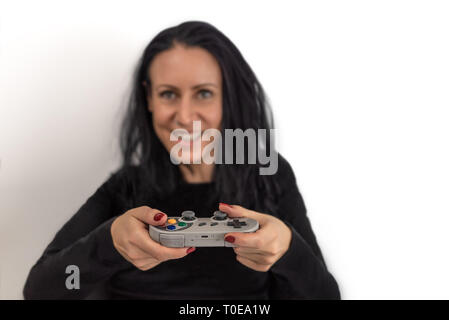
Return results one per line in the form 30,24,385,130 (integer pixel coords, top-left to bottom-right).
145,43,223,164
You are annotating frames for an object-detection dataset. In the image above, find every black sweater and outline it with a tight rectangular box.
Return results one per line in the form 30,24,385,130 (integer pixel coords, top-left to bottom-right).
23,156,340,299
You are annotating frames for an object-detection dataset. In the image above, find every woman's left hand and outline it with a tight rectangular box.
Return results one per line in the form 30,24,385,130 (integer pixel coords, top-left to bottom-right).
218,203,292,272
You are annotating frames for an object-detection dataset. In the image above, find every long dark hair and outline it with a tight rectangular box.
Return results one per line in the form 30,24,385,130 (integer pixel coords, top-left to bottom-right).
120,21,281,213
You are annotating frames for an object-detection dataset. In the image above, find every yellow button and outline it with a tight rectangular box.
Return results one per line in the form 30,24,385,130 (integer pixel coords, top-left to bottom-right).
167,218,177,224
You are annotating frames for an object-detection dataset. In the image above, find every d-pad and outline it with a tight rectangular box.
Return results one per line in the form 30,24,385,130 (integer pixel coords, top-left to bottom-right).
227,219,247,228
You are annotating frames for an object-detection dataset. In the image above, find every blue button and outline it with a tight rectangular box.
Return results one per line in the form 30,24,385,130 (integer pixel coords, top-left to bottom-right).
167,225,176,230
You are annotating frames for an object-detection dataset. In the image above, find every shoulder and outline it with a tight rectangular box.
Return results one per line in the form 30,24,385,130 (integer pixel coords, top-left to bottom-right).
253,153,300,214
108,164,143,182
98,165,146,206
102,165,142,189
270,154,308,219
273,153,298,188
272,153,305,210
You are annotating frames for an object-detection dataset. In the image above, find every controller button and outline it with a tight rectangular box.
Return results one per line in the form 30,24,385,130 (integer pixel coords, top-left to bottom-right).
212,210,227,220
167,218,177,224
210,222,218,226
181,210,196,221
199,222,207,226
167,225,176,230
229,219,245,228
178,222,186,227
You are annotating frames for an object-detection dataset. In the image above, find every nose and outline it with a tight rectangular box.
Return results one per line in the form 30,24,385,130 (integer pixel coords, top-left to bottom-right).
174,95,195,128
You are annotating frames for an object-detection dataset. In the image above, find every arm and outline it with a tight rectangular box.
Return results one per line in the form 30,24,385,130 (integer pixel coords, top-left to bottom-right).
23,170,132,299
268,157,341,299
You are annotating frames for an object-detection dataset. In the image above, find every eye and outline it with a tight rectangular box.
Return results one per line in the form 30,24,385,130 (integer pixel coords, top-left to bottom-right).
159,90,176,100
197,89,213,99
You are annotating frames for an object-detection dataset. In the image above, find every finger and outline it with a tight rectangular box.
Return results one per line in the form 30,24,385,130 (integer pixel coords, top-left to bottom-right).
121,242,156,261
131,228,194,261
130,206,167,226
156,245,196,261
218,203,259,219
233,246,270,256
235,251,274,266
117,247,149,265
225,231,266,248
218,203,269,228
236,253,260,265
136,259,161,271
235,255,271,272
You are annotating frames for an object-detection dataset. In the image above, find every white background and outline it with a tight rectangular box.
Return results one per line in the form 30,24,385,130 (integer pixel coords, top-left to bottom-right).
1,0,448,299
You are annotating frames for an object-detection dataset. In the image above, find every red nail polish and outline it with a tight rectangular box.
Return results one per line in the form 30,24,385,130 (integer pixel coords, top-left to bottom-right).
220,202,232,208
186,247,196,254
225,235,235,243
154,213,164,221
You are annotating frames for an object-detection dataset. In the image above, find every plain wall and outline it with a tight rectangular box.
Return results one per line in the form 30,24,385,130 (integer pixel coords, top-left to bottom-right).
1,0,449,299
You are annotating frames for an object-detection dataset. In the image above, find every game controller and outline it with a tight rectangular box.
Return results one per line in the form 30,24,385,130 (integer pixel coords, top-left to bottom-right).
149,210,259,247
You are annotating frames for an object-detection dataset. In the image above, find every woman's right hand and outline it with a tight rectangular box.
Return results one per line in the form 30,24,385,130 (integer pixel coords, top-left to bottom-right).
111,206,195,271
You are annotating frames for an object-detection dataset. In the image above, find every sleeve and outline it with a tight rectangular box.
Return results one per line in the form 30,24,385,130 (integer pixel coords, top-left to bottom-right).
23,169,134,300
268,156,341,299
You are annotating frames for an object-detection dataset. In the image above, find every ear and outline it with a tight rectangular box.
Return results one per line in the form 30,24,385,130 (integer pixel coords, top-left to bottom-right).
142,81,153,112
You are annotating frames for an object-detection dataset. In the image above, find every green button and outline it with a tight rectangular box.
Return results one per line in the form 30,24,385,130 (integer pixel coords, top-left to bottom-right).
178,222,186,227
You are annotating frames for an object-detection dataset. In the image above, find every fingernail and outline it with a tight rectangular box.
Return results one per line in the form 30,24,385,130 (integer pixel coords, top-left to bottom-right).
154,213,165,221
225,235,235,243
186,247,196,254
220,202,232,208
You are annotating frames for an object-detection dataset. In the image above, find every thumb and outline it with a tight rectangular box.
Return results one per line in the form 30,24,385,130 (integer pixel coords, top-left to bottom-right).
218,203,265,221
129,206,167,226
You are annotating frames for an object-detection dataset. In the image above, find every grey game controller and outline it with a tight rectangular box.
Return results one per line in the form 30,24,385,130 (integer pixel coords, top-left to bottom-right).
149,210,259,247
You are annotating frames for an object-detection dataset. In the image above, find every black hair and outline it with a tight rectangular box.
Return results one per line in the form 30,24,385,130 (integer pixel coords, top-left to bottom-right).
120,21,281,213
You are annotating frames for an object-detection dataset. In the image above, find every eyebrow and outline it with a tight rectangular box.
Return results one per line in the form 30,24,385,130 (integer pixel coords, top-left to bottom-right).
156,83,218,90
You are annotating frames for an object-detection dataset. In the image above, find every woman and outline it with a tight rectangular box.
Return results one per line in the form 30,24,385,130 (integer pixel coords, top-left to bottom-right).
23,21,340,299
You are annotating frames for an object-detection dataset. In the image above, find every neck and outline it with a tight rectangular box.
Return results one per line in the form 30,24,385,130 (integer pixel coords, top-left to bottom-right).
179,163,215,183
